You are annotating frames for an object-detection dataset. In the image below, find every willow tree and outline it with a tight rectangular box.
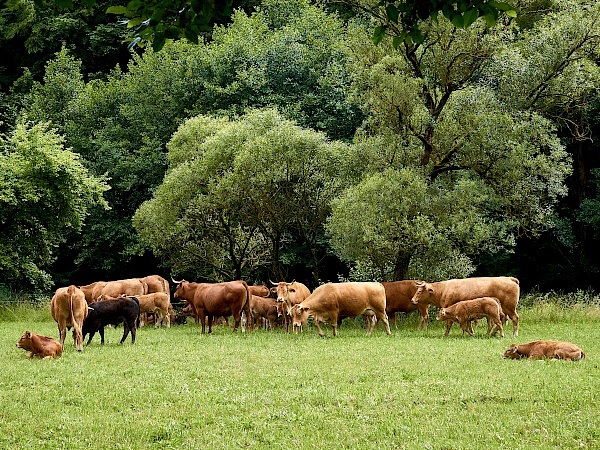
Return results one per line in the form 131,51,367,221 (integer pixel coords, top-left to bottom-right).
133,109,345,282
326,2,578,281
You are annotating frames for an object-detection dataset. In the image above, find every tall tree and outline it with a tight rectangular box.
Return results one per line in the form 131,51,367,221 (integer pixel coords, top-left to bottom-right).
0,121,108,290
326,4,574,281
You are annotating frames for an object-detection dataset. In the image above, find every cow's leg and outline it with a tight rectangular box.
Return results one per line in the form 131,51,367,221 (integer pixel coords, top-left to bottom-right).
120,323,130,344
199,312,207,333
85,331,94,346
59,323,67,349
314,319,326,337
444,319,454,336
207,315,214,333
130,322,136,344
73,323,83,351
233,312,241,333
99,327,105,345
375,311,391,335
507,310,519,337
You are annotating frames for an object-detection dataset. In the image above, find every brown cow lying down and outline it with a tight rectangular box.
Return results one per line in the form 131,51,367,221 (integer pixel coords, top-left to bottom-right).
436,297,504,337
503,341,585,361
16,331,63,359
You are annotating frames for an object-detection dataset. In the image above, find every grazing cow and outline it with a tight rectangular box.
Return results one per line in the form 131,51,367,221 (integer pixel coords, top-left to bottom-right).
381,281,430,330
172,279,251,333
249,295,282,330
16,331,63,359
503,341,585,361
411,276,520,337
82,297,140,345
290,282,391,337
50,285,89,351
436,297,504,337
248,284,270,298
270,280,311,333
79,278,147,304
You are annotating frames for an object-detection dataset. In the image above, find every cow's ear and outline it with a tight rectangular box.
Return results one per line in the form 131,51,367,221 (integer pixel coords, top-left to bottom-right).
25,331,32,338
427,286,434,293
289,288,296,293
270,287,277,293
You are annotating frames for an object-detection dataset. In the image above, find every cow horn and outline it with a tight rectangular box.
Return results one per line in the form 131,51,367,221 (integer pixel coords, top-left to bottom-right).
415,281,425,287
287,279,295,285
269,279,278,286
171,277,183,284
88,307,94,311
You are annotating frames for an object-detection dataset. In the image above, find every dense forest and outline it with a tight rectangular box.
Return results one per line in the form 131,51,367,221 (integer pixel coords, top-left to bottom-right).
1,0,599,294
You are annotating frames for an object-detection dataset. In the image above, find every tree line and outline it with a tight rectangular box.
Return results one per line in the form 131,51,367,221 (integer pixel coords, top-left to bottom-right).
1,0,599,293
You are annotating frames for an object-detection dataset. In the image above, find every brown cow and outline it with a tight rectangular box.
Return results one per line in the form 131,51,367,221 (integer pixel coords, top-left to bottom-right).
51,285,89,351
248,284,270,298
79,278,147,304
17,331,62,359
381,281,430,330
99,292,171,328
289,282,391,337
139,275,170,297
173,280,251,333
436,297,504,337
411,276,520,337
503,341,585,361
270,280,311,333
249,295,282,330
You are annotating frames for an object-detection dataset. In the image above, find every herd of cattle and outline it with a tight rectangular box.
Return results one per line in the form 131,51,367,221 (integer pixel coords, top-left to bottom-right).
15,275,585,362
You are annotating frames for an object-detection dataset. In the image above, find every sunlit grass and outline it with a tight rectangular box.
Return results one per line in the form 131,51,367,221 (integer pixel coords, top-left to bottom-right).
1,298,599,449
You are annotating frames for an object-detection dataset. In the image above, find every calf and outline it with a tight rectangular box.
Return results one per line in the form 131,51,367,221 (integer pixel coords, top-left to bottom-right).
503,341,585,361
249,295,282,330
436,297,504,337
82,297,140,345
16,331,62,359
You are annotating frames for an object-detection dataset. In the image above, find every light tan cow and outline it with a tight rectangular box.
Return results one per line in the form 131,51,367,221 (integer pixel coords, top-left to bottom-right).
503,341,585,361
411,276,520,337
138,275,170,324
79,278,147,304
50,285,88,351
270,280,311,333
248,284,270,298
436,297,504,337
290,282,391,337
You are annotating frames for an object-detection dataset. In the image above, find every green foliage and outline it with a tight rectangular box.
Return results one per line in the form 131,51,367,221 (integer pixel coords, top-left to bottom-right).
134,108,346,281
0,122,108,290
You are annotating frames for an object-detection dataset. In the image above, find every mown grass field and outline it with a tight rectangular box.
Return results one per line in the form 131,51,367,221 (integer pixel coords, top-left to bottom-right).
1,294,599,449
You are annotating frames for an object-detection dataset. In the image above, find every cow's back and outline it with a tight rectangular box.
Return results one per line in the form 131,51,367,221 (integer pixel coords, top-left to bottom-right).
437,277,519,309
309,282,385,317
381,281,419,313
195,281,247,315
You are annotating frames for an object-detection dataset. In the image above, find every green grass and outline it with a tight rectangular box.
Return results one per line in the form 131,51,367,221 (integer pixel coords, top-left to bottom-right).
1,297,599,449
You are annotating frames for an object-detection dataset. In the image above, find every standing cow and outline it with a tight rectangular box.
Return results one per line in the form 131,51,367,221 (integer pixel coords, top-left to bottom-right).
381,281,430,330
270,280,311,333
82,296,140,345
51,285,88,351
290,282,391,337
173,280,251,333
411,276,520,337
79,278,147,304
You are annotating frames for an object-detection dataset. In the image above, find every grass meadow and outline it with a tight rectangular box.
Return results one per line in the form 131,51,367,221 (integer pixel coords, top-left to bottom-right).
1,292,600,449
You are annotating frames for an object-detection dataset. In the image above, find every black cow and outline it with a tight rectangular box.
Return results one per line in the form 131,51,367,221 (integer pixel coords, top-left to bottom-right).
82,296,140,345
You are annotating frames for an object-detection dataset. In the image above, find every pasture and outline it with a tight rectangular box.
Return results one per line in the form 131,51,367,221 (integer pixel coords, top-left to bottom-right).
1,294,600,449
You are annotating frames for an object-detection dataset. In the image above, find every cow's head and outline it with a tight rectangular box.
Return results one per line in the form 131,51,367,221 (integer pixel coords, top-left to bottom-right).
16,331,33,349
502,344,524,359
172,279,188,300
270,280,296,303
436,308,449,321
290,304,310,329
411,281,434,305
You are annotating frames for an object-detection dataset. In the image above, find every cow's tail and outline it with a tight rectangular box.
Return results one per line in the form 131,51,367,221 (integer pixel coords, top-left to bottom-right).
67,285,77,327
241,280,252,330
130,296,141,328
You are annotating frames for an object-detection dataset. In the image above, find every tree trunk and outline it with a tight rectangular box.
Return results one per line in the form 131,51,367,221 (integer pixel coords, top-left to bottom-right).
392,250,412,281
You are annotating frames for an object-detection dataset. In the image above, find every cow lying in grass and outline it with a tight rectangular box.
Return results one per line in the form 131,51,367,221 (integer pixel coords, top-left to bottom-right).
16,331,62,359
436,297,504,337
503,341,585,361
